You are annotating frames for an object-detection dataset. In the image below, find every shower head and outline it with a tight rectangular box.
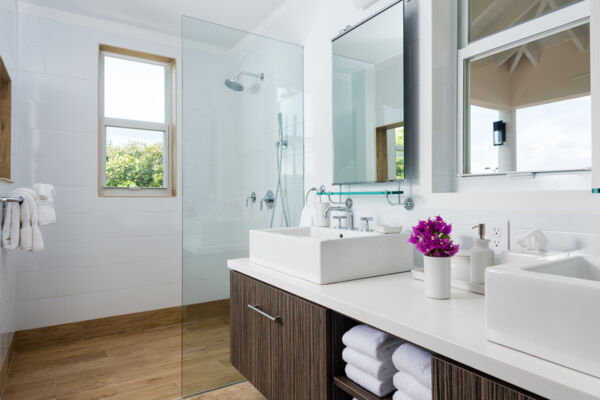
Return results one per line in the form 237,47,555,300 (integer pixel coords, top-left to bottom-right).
224,71,264,92
224,79,244,91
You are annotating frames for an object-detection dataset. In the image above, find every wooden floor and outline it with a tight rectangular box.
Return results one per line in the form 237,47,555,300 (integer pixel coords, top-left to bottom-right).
2,316,261,400
189,382,265,400
181,314,245,397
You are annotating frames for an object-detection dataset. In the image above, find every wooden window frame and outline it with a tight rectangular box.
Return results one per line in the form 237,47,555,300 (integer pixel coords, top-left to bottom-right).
98,44,177,197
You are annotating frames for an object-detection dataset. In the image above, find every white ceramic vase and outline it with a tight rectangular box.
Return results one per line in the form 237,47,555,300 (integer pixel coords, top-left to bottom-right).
424,255,451,299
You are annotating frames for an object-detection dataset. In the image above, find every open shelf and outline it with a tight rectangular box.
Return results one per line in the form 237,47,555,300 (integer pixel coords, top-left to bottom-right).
333,376,394,400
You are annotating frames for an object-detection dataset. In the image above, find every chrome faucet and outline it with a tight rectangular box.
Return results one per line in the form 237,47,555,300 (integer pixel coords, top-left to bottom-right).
324,198,354,230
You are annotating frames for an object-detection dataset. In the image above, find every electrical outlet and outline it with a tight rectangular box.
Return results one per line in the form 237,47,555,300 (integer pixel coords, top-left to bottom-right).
482,219,509,254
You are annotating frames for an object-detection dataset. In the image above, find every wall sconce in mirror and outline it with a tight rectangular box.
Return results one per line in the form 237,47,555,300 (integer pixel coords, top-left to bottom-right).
0,56,11,181
493,120,505,146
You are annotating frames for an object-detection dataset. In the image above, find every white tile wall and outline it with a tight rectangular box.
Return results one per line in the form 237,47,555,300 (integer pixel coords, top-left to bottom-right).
0,0,19,363
258,0,600,265
12,4,183,330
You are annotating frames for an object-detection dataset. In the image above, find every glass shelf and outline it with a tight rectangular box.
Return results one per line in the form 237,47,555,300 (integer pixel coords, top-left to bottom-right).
316,190,403,196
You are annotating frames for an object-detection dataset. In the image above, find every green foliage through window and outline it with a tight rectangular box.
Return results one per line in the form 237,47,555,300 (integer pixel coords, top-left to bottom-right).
106,141,164,188
395,127,405,180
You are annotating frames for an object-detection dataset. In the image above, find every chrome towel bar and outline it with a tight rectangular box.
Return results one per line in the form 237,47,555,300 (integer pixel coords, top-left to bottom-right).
0,196,24,204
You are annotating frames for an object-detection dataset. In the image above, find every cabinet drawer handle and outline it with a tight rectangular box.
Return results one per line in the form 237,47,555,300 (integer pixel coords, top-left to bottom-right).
248,304,280,321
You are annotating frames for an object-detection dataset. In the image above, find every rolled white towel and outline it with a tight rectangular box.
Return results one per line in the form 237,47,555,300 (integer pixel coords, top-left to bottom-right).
345,364,395,397
342,347,396,380
1,200,19,250
393,371,431,400
393,390,414,400
34,183,56,226
342,324,403,360
392,343,432,388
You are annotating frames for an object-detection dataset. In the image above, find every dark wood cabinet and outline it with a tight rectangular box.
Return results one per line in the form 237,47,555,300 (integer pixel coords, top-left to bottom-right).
230,271,330,400
432,356,544,400
231,271,545,400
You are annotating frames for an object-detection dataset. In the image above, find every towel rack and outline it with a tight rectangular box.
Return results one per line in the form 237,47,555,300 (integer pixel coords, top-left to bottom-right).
0,196,24,204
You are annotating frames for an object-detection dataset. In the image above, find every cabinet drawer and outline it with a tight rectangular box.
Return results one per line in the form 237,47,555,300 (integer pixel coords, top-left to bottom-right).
230,271,330,400
230,270,273,397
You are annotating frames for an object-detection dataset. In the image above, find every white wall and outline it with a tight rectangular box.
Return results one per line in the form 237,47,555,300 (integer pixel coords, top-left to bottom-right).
12,3,182,330
0,0,19,362
259,0,600,261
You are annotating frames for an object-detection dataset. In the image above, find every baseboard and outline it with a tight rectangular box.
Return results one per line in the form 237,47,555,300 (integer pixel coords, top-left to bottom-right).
0,335,14,400
15,306,182,351
183,298,230,322
14,299,231,352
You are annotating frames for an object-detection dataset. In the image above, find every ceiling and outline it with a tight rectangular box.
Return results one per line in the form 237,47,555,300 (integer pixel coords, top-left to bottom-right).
20,0,288,36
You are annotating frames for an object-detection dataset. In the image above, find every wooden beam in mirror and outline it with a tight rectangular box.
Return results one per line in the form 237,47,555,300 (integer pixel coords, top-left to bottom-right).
0,57,11,181
376,122,403,182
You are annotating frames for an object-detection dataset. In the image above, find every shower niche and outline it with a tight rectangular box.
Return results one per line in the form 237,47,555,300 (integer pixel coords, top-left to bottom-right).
0,56,11,180
181,16,304,397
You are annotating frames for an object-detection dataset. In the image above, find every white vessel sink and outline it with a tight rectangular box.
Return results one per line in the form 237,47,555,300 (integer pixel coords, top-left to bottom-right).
249,227,413,284
486,253,600,378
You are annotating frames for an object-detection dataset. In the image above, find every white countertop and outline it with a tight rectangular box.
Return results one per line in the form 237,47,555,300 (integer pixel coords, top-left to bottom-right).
228,258,600,400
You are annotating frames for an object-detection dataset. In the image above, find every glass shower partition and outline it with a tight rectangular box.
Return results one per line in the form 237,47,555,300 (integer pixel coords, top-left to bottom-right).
181,17,304,397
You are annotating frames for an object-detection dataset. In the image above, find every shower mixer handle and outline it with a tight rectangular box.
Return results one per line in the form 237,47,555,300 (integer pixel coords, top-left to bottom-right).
260,190,275,210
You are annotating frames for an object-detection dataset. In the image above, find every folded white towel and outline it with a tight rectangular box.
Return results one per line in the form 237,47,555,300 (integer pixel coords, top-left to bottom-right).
33,183,54,200
34,183,56,226
2,199,20,250
11,189,44,252
393,390,414,400
342,347,396,380
392,343,432,388
346,364,395,397
393,372,431,400
299,204,313,227
342,324,403,360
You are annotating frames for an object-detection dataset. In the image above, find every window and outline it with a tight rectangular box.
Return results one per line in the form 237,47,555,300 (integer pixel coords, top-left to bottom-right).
99,45,176,196
459,0,591,177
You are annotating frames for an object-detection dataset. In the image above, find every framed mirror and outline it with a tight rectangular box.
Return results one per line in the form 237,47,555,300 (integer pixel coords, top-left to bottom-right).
332,0,405,185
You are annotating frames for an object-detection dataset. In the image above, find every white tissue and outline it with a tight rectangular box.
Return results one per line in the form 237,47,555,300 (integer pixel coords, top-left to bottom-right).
516,229,548,252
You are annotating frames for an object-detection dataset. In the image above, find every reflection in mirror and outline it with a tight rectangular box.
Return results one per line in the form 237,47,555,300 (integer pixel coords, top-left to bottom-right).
468,0,583,43
332,1,404,184
466,23,590,175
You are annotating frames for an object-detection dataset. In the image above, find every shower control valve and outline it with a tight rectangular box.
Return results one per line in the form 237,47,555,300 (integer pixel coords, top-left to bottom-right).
260,190,275,210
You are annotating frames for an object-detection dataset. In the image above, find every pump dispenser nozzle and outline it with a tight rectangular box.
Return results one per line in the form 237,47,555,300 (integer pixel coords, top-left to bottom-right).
472,224,486,240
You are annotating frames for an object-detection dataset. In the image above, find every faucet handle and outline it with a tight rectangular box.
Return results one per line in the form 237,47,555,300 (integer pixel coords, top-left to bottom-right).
360,217,374,232
333,215,347,229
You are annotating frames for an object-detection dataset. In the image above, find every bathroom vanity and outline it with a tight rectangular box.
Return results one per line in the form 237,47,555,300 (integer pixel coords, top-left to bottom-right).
228,259,600,400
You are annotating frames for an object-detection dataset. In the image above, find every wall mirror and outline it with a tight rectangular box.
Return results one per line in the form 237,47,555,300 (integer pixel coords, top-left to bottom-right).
0,56,11,180
462,15,590,176
331,0,405,185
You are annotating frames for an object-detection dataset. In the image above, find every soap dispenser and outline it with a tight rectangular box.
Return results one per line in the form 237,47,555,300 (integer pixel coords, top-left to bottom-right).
470,224,495,285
